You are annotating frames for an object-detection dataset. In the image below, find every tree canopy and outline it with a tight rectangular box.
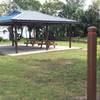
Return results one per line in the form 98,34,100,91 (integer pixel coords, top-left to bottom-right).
13,0,41,11
58,0,84,19
41,0,64,15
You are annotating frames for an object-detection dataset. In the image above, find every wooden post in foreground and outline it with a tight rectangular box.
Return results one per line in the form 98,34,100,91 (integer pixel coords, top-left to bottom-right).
87,26,97,100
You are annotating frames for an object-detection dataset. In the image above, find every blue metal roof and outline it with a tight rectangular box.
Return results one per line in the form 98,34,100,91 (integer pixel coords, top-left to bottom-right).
0,10,77,25
13,11,77,24
0,10,21,24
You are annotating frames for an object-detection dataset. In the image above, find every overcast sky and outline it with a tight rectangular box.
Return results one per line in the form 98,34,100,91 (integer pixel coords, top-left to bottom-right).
85,0,92,9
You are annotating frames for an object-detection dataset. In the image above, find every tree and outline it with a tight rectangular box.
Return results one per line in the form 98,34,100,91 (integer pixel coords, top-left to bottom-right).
84,0,100,25
0,2,19,15
58,0,84,19
13,0,41,11
80,0,100,36
58,0,85,38
0,3,9,15
8,2,19,12
41,0,64,16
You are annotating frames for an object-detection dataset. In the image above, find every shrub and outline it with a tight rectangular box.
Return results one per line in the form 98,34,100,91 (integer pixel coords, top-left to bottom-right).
0,37,3,42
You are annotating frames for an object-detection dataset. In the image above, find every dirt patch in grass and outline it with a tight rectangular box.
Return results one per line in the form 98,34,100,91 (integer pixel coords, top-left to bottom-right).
57,59,73,65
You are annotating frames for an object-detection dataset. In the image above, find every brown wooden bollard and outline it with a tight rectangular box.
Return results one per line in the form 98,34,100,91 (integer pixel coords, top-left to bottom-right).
87,26,97,100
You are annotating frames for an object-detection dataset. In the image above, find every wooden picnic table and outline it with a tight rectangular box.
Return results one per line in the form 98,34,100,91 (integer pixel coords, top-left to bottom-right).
24,39,57,49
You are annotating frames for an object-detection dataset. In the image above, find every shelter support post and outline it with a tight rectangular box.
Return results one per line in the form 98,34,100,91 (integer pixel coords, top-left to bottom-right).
46,25,49,50
69,24,72,48
21,26,23,36
14,26,18,53
65,25,68,46
36,26,39,39
69,36,71,48
28,26,32,39
11,25,14,46
87,26,97,100
29,31,31,39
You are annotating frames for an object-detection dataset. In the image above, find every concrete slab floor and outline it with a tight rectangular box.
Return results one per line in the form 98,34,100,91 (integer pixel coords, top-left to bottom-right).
0,44,81,56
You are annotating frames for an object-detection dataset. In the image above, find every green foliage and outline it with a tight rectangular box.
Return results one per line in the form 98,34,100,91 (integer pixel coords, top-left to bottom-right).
13,0,41,11
59,0,84,19
41,0,64,15
66,0,84,7
82,1,99,25
80,0,100,36
0,37,3,41
0,3,9,15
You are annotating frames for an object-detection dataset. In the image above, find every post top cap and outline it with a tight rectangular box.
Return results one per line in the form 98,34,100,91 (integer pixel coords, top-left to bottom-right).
88,26,97,32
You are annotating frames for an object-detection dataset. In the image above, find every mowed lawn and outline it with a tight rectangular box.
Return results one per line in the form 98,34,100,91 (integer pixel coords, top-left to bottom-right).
0,42,100,100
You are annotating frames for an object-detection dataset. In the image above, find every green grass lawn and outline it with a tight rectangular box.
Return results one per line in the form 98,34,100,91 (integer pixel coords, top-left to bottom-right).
0,41,100,100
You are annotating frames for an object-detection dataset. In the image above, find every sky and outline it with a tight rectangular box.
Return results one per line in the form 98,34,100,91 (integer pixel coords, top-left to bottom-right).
85,0,92,9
